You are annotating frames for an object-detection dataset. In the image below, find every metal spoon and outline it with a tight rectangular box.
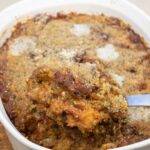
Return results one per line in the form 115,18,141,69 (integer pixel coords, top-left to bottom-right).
0,94,150,108
126,94,150,106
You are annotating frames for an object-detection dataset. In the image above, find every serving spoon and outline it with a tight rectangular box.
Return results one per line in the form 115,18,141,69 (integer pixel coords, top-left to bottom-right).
126,94,150,106
0,95,149,108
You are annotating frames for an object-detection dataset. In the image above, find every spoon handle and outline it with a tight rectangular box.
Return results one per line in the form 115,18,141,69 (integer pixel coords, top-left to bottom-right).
126,94,150,106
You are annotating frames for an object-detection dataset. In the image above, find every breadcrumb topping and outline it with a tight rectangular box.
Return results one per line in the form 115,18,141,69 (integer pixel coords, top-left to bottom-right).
0,12,149,150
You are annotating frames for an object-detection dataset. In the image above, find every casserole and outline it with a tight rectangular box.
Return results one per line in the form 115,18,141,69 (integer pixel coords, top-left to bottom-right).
0,0,150,150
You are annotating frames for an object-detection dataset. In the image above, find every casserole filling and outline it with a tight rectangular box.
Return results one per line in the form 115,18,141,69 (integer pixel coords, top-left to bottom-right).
0,13,150,150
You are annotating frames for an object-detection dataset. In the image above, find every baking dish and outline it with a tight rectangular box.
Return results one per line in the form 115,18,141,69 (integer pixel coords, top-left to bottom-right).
0,0,150,150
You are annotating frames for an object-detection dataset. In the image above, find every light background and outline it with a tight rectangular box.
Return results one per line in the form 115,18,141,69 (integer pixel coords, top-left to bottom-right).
0,0,150,16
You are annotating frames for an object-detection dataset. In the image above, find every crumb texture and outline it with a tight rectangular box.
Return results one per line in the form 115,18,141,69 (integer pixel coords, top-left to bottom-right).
0,13,150,150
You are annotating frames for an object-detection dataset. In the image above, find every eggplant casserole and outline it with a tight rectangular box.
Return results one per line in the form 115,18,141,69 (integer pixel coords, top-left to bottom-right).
0,13,150,150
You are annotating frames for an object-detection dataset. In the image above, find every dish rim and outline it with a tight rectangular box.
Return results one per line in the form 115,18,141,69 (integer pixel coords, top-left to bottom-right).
0,0,150,150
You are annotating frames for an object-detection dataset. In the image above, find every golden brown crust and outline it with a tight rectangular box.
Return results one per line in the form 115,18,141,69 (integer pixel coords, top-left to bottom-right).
0,12,149,150
27,65,127,132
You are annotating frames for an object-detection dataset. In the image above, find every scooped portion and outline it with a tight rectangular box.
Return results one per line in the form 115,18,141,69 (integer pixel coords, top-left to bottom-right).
27,57,127,132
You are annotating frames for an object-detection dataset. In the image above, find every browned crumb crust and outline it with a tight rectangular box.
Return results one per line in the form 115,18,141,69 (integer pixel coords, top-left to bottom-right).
27,64,127,133
0,13,150,150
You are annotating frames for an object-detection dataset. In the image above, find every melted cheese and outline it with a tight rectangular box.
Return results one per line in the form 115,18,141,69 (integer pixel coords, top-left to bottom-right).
96,44,119,61
58,49,77,60
9,36,36,56
71,24,90,36
111,73,125,87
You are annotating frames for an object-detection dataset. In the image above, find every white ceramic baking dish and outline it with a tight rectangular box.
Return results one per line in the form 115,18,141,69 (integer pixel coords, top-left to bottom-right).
0,0,150,150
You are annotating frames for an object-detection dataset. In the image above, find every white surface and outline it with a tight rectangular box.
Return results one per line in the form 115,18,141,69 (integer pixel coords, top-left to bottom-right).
0,0,150,150
0,0,19,10
131,0,150,15
0,0,150,16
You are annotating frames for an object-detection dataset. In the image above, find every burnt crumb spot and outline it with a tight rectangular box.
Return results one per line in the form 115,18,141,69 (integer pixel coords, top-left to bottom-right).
73,81,93,96
125,29,147,50
100,32,110,41
62,112,67,123
81,56,95,64
0,41,9,51
74,51,87,63
87,135,96,145
91,27,110,41
1,91,11,103
45,103,50,108
116,43,130,49
32,100,38,104
54,71,94,96
64,74,76,91
31,107,37,113
143,52,150,61
0,81,5,93
37,80,43,84
56,12,68,20
0,56,7,70
127,67,137,74
66,108,80,120
25,116,37,133
121,125,138,136
12,23,27,38
140,52,150,66
127,29,142,44
52,124,59,129
4,100,16,119
39,112,50,123
106,17,121,28
138,82,147,91
31,67,52,84
29,52,36,59
54,71,67,84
